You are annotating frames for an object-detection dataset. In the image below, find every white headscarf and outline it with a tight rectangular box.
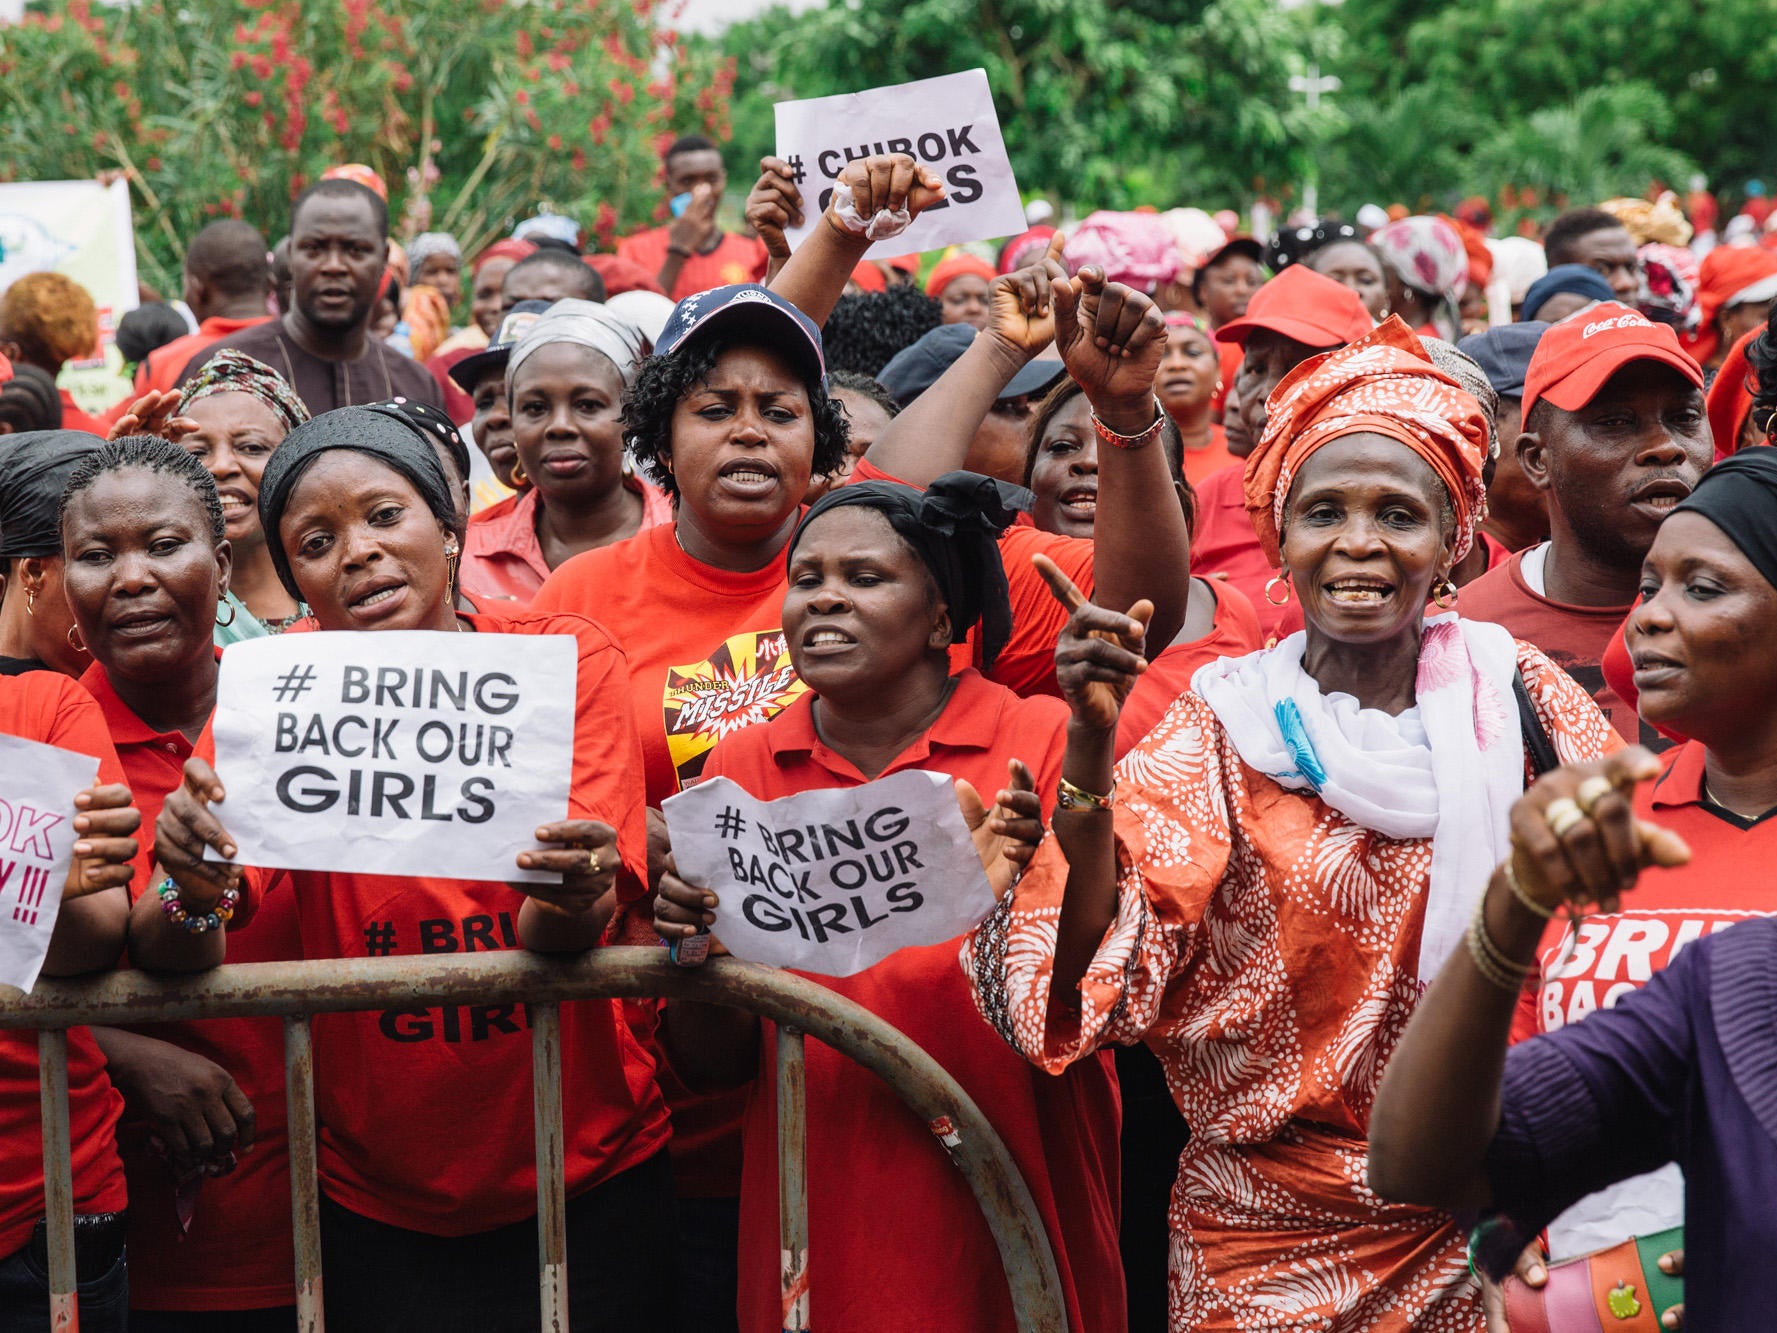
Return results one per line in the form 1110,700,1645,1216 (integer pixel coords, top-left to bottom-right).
507,298,644,387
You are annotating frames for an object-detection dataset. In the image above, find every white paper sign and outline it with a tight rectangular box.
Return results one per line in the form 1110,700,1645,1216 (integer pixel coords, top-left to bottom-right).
211,631,577,883
773,69,1027,260
0,735,101,994
663,770,995,977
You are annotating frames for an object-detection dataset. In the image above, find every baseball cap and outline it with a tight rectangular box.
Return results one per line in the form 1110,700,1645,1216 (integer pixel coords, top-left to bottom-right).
447,300,553,392
1213,263,1375,350
1521,302,1704,422
877,324,1064,410
1457,321,1550,400
1520,264,1616,323
652,284,825,383
1190,236,1264,299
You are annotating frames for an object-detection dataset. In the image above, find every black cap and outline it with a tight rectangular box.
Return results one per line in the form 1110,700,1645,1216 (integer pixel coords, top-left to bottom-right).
1457,321,1549,400
877,325,1064,409
446,300,555,392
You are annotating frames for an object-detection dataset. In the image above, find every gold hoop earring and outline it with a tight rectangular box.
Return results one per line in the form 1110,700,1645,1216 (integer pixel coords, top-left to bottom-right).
1265,574,1292,606
1432,576,1457,609
509,460,528,488
215,597,237,628
66,624,87,655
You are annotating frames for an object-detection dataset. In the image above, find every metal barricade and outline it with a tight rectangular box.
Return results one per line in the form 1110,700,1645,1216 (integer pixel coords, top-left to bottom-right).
0,949,1068,1332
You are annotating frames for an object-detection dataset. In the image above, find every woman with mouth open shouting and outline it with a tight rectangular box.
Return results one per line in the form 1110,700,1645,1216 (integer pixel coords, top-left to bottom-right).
966,317,1624,1332
132,406,672,1333
651,472,1128,1333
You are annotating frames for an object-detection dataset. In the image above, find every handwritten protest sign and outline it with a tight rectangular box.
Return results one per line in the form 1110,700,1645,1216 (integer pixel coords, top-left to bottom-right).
0,735,101,994
663,770,995,977
774,69,1027,260
211,631,576,883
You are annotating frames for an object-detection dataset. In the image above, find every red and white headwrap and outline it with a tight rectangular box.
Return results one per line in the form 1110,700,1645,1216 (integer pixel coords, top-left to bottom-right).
1243,315,1490,567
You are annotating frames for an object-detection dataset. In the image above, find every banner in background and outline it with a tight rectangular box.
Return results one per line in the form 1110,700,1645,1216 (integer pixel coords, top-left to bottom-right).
0,178,141,412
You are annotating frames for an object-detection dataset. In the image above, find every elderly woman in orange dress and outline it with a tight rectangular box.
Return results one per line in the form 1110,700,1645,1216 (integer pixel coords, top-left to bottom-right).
967,318,1622,1331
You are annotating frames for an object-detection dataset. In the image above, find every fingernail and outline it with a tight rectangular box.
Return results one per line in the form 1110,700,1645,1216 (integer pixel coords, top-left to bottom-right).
222,844,236,858
702,894,717,907
74,842,90,856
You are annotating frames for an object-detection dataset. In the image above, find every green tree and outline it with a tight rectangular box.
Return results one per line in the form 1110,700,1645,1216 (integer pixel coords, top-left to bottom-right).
0,0,737,287
716,0,1330,213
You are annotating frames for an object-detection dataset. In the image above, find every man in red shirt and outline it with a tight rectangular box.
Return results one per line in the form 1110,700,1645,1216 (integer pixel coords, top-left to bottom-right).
132,220,272,397
1454,304,1710,747
1192,263,1375,638
616,134,769,300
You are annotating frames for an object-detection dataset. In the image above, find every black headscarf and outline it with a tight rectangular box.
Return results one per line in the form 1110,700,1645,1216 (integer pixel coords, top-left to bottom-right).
258,405,463,600
1672,445,1777,590
787,470,1028,671
367,397,472,484
0,430,104,559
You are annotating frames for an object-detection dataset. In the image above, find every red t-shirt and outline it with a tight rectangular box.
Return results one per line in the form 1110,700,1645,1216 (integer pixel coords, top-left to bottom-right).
460,477,674,610
1116,579,1263,757
234,609,667,1235
614,228,770,301
80,663,301,1311
1454,547,1667,749
1180,422,1234,488
1189,462,1290,640
0,671,128,1259
704,673,1125,1333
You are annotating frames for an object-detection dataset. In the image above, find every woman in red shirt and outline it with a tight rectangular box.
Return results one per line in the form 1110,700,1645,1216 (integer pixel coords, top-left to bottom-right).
58,434,303,1329
0,430,105,676
1155,313,1233,485
459,300,671,607
134,406,670,1333
654,474,1123,1332
0,671,142,1333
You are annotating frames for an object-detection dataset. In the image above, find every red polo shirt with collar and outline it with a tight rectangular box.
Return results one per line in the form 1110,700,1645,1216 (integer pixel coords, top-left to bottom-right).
702,670,1125,1333
0,671,128,1261
81,661,301,1311
459,476,673,610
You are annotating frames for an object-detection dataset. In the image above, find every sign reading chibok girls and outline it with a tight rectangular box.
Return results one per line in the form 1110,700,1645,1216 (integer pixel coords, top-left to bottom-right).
210,632,576,884
773,69,1028,260
0,735,101,993
663,770,995,977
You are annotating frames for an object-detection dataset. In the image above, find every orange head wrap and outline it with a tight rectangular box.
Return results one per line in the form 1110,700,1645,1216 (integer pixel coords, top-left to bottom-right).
1708,325,1763,460
1243,315,1490,567
924,253,996,299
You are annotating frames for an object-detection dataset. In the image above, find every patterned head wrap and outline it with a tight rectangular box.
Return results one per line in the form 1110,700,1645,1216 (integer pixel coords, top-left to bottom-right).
508,298,645,388
1244,316,1490,567
1638,243,1701,334
178,350,309,434
1371,215,1469,300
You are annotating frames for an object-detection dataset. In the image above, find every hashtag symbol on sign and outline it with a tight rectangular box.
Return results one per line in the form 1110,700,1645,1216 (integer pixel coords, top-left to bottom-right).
713,806,747,838
363,921,397,956
273,664,318,702
785,154,805,185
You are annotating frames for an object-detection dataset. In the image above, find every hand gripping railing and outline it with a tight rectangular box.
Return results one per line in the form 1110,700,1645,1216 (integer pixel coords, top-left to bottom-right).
0,949,1068,1332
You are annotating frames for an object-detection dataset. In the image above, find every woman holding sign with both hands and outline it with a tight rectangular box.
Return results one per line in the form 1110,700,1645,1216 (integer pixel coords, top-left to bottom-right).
133,407,674,1333
652,257,1184,1333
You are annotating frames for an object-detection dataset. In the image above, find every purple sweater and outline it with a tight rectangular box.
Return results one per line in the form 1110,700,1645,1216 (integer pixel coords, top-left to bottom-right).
1481,914,1777,1329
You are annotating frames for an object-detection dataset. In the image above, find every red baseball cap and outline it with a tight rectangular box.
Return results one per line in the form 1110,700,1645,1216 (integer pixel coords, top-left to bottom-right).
1521,302,1705,422
1214,263,1375,350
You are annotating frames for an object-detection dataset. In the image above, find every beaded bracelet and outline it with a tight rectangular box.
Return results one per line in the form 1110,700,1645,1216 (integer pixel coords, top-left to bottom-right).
1090,400,1165,451
157,877,240,935
1465,894,1536,992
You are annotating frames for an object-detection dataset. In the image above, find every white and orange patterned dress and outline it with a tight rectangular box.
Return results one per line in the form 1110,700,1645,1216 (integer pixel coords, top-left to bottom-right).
966,641,1619,1331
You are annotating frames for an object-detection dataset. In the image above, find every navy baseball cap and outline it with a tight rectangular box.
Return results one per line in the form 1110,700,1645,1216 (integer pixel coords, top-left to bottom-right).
1457,321,1549,400
877,324,1065,409
447,300,553,392
1520,265,1616,323
652,284,825,383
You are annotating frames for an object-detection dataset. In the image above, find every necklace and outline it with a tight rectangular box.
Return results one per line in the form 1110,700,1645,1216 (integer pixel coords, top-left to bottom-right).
1702,776,1764,820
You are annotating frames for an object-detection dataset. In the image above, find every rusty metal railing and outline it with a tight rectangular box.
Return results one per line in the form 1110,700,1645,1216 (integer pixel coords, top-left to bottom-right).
1,948,1067,1332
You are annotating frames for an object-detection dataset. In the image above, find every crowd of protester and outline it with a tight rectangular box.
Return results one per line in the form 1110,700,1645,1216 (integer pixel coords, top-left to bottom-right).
2,122,1776,1333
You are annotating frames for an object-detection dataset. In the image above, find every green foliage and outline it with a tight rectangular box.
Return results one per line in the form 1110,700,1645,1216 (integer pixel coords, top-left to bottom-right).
716,0,1329,212
0,0,737,289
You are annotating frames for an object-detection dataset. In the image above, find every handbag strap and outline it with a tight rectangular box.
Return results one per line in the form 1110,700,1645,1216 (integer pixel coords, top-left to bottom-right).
1515,668,1559,780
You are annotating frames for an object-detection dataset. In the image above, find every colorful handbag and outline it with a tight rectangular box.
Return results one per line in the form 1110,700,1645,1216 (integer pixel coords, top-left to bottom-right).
1501,1227,1683,1332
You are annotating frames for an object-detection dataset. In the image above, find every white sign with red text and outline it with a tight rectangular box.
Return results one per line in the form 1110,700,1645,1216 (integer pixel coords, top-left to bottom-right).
0,735,101,994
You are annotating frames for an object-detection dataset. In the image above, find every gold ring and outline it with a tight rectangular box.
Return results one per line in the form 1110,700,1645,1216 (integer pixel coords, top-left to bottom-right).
1544,797,1585,838
588,847,603,876
1575,775,1613,816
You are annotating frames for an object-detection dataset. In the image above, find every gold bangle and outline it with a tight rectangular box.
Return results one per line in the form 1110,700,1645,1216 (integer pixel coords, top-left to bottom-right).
1056,777,1114,812
1466,894,1536,991
1503,858,1557,920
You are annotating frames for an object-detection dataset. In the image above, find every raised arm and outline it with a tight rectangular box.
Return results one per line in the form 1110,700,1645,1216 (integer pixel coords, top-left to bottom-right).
1367,748,1690,1209
864,244,1062,485
744,157,803,287
768,153,944,327
1051,268,1194,654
